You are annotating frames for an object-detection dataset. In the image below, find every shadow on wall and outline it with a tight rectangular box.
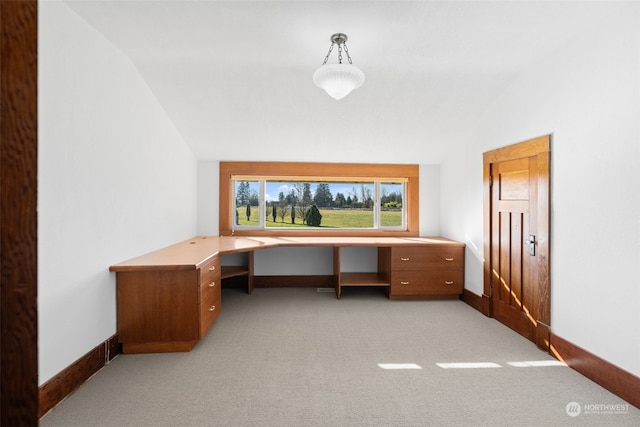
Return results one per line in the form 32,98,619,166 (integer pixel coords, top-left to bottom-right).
463,236,484,296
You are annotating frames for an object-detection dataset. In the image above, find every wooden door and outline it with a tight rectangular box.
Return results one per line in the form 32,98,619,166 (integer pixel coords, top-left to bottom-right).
483,136,550,350
491,156,537,340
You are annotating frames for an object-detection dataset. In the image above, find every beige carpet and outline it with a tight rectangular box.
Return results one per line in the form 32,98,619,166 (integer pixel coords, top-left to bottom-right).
41,287,639,426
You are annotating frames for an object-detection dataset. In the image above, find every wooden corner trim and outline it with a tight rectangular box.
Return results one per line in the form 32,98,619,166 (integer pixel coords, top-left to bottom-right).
550,332,640,409
38,334,121,418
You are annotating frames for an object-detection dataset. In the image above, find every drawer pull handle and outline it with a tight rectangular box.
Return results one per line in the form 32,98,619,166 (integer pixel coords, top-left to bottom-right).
445,257,454,262
400,257,410,261
209,266,216,271
209,281,216,287
209,305,216,312
400,281,410,285
445,281,454,285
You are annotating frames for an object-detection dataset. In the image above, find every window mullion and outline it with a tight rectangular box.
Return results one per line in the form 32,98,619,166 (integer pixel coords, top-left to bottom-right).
402,182,407,229
259,180,266,229
374,182,380,229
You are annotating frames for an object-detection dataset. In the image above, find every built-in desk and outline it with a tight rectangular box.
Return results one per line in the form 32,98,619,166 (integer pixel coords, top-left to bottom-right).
110,236,464,353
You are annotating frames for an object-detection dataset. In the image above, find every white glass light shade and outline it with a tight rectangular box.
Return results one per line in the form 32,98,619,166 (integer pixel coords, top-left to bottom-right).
313,63,365,100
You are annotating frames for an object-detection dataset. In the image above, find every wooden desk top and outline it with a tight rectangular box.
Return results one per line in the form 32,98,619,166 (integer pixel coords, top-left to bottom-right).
109,235,464,272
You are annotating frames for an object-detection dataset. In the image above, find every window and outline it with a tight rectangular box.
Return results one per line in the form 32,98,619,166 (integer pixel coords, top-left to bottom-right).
233,179,405,230
220,162,419,237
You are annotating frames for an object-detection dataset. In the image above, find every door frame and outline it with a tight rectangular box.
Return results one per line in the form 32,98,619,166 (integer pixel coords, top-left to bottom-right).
1,0,39,423
483,135,551,350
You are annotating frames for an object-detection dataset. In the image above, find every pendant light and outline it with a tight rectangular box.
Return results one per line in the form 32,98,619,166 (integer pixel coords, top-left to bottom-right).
313,33,365,100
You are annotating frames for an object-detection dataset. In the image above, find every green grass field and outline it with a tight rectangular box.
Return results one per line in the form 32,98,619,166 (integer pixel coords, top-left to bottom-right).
235,207,401,228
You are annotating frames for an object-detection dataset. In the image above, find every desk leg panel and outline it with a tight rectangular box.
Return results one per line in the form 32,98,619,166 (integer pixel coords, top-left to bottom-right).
117,270,200,351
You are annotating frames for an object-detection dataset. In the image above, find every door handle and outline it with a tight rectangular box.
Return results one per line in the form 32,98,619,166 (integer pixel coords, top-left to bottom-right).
524,235,535,256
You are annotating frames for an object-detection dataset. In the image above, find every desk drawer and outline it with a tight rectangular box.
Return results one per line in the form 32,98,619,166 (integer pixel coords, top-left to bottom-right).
200,287,221,338
391,246,463,271
390,271,463,295
200,275,220,303
200,256,220,286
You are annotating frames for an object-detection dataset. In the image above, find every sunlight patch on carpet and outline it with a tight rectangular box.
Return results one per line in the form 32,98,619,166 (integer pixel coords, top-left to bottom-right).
436,362,502,369
378,363,423,370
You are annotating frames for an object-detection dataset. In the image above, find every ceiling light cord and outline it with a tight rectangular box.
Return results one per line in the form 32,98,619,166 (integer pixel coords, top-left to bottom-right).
321,43,334,65
341,43,353,65
320,33,354,65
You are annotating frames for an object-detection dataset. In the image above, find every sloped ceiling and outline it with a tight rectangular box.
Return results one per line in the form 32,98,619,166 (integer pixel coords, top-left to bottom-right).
63,1,619,163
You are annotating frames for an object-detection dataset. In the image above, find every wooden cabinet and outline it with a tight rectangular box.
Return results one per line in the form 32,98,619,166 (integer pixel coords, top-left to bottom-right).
334,239,465,300
389,245,464,299
110,236,262,354
115,255,221,354
110,236,464,353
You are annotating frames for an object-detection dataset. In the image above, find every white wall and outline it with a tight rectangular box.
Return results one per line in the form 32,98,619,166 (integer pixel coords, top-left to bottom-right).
419,164,441,236
440,9,640,376
38,1,198,384
41,0,639,390
197,161,219,236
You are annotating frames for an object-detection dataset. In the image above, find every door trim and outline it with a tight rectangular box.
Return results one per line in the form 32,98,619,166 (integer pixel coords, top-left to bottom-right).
1,1,39,423
483,135,551,350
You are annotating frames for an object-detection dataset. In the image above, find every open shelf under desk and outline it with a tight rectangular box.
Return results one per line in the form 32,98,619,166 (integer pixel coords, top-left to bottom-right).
339,272,390,287
221,265,250,279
